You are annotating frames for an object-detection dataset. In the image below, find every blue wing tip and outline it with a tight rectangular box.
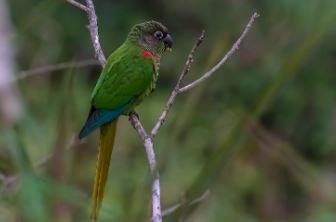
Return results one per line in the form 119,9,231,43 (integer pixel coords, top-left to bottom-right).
78,101,132,139
78,126,89,139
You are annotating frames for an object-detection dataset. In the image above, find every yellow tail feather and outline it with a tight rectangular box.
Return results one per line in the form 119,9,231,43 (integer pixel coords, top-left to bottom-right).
91,120,117,221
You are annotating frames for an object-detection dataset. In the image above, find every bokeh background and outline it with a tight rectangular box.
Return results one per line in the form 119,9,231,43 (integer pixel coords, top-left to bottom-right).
1,0,336,221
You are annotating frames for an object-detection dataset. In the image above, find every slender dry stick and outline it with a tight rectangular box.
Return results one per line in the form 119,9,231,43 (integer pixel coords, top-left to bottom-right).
85,0,106,65
162,189,210,217
129,113,162,222
15,59,99,81
151,30,205,138
66,0,88,12
66,0,106,65
151,13,259,139
179,12,259,93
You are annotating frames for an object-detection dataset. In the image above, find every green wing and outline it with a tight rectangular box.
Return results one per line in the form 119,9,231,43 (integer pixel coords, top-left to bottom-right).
91,44,155,110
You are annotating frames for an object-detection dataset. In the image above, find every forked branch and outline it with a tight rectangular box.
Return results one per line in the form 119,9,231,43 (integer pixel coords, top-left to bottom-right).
67,1,259,221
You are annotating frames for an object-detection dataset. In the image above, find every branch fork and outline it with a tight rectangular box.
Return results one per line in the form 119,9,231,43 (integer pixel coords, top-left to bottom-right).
67,1,259,221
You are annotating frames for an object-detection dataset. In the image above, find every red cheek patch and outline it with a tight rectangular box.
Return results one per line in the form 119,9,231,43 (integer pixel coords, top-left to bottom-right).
143,51,154,60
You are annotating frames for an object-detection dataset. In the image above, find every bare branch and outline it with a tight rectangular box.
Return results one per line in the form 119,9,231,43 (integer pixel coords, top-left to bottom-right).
67,0,106,65
15,59,99,81
150,13,259,138
85,0,106,66
151,30,205,137
66,0,89,13
129,112,149,143
162,189,210,217
129,113,162,222
179,12,259,93
150,13,257,218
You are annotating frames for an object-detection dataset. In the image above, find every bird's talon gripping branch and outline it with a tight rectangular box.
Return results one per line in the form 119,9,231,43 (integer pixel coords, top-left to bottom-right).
129,111,139,120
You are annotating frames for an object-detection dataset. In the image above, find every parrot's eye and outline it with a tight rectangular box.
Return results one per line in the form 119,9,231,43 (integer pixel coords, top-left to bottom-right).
154,30,164,39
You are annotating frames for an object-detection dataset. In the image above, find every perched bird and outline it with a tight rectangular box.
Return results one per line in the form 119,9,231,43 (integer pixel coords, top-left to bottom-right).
78,21,173,221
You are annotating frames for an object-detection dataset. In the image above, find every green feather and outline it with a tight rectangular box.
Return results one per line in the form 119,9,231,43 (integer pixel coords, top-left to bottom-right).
91,43,155,112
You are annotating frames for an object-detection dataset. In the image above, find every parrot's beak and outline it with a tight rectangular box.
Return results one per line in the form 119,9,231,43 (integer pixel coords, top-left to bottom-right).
163,34,173,51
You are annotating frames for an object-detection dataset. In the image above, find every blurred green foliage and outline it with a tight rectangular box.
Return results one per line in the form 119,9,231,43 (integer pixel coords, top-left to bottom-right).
1,0,336,221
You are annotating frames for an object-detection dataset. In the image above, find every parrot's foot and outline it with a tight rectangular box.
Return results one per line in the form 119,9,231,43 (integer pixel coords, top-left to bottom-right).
129,111,139,120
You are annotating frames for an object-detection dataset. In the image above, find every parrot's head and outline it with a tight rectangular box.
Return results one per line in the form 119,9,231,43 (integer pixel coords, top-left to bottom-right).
128,21,173,56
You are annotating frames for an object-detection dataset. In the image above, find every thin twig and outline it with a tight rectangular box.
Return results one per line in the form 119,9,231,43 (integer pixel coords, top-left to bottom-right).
85,0,106,66
162,189,210,217
14,59,99,81
66,0,89,13
179,12,259,93
129,113,162,222
68,0,106,65
150,30,205,138
150,13,259,139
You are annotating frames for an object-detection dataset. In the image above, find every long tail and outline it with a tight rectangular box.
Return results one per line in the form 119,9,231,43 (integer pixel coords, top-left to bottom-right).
91,120,117,221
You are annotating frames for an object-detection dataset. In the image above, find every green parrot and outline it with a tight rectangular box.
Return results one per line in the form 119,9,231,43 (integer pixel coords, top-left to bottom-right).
78,21,173,221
